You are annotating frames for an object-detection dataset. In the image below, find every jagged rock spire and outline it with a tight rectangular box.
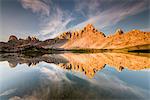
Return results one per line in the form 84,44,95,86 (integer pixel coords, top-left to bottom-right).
27,36,32,41
83,24,106,37
57,32,71,39
9,35,18,41
84,24,95,31
115,29,124,35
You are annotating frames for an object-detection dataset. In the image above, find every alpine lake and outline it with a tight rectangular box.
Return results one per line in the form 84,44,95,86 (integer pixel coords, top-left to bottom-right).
0,50,150,100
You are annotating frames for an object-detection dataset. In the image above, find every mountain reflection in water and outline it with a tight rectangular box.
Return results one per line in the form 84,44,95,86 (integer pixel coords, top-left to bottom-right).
0,52,150,78
0,52,150,100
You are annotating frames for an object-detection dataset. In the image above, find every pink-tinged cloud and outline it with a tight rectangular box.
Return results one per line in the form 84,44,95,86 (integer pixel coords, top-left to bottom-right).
21,0,50,16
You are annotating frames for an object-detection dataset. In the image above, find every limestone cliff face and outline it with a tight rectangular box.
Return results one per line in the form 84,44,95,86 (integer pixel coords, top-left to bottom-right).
59,24,150,50
60,24,106,49
100,29,150,49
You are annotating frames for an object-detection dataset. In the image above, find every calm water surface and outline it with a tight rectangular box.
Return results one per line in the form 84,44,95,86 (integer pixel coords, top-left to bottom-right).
0,53,150,100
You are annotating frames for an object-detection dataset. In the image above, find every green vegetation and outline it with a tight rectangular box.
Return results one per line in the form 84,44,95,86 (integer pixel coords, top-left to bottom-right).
1,44,149,55
20,46,64,56
20,46,48,57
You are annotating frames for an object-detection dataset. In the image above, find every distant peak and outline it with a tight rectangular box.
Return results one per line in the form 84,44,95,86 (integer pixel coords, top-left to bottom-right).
131,29,141,32
57,32,71,39
27,36,32,41
84,24,95,31
86,24,94,28
85,24,106,37
26,36,39,41
115,28,124,35
56,24,106,40
9,35,18,41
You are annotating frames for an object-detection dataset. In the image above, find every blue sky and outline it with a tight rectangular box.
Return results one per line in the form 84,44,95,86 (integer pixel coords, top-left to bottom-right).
0,0,149,41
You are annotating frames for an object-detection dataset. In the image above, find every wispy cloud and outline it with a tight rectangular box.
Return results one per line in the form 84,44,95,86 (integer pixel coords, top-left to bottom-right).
40,8,73,37
141,27,150,32
21,0,73,38
0,88,16,96
20,0,74,39
75,0,101,18
20,0,50,16
71,0,148,31
20,0,148,40
4,63,149,99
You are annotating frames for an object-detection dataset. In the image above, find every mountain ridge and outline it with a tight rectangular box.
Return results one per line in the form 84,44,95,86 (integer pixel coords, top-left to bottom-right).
0,24,149,52
59,24,150,49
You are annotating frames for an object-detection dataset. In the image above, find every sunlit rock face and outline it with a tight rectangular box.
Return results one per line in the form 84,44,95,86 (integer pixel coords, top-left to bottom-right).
100,30,150,49
115,29,124,35
61,24,106,49
60,24,150,50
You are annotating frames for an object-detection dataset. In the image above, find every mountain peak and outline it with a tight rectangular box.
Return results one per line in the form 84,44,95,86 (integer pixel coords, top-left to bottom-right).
130,29,141,33
83,24,106,37
57,32,71,39
60,24,106,49
84,24,96,31
8,35,18,41
56,24,106,40
115,29,124,35
26,36,39,42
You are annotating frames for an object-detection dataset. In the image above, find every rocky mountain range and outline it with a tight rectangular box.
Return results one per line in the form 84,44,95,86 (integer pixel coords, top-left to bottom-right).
0,24,149,52
60,24,150,50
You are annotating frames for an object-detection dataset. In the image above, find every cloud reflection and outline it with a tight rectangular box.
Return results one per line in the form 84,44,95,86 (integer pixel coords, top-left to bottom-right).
0,62,149,100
